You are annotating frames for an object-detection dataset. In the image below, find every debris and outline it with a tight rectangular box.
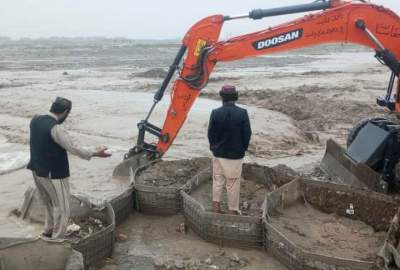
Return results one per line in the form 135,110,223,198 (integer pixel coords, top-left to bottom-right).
230,253,240,263
174,261,184,269
67,223,81,234
116,233,128,242
346,203,355,215
176,222,188,234
65,216,105,242
8,208,21,217
242,201,249,210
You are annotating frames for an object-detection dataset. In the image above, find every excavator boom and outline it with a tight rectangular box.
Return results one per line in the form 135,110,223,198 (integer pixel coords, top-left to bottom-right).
113,0,400,178
157,0,400,155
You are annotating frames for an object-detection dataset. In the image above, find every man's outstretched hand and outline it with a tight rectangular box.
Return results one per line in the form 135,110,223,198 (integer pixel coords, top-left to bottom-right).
93,148,112,158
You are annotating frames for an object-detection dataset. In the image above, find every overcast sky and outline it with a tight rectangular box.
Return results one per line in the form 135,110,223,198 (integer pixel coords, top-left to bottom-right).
0,0,398,39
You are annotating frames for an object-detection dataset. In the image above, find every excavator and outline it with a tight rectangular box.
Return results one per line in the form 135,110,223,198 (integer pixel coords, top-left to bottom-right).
113,0,400,193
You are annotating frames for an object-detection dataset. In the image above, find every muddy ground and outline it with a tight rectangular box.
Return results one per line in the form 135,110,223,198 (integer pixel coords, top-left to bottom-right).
97,213,287,270
270,201,386,261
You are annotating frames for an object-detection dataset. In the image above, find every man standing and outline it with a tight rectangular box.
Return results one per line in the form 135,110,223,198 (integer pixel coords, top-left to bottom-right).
27,97,111,239
208,85,252,215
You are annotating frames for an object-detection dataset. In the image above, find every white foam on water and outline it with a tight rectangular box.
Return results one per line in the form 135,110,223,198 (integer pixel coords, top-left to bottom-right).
0,136,29,175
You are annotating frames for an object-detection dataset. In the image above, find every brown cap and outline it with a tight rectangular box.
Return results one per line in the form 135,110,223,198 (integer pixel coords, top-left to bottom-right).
219,85,238,102
220,85,237,94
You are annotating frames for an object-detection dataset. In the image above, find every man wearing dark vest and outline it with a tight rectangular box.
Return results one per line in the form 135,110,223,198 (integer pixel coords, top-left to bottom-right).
27,97,111,239
208,85,252,215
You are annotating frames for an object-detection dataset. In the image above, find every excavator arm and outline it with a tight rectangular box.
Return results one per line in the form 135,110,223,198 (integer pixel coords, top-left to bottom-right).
113,0,400,177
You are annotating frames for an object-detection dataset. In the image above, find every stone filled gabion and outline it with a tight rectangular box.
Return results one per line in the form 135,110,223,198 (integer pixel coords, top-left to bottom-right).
133,158,211,215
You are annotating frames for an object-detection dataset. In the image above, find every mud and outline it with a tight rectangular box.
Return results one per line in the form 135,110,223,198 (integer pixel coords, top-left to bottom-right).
136,157,210,188
98,213,287,270
156,251,249,270
270,201,386,261
191,164,299,216
201,86,388,136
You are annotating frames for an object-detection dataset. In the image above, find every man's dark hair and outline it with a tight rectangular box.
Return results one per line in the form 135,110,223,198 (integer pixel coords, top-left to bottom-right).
50,97,72,114
219,85,238,102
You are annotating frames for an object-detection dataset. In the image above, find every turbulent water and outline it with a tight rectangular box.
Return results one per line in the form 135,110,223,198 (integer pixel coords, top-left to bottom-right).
0,37,384,174
0,37,372,72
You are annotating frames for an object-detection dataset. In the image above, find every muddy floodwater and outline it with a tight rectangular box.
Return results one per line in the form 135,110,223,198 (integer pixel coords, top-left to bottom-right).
0,38,393,269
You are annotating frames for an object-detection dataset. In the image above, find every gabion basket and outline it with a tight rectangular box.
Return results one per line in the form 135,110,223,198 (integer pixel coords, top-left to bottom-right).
109,187,134,225
263,178,400,270
182,191,263,248
181,168,263,248
133,160,181,215
70,201,115,269
132,159,210,215
0,238,84,270
134,183,182,215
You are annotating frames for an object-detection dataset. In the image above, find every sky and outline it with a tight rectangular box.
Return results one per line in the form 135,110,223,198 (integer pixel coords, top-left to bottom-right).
0,0,398,40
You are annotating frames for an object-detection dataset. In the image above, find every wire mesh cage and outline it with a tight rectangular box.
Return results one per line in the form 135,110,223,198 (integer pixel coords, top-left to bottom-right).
132,158,211,215
0,238,84,270
182,191,263,248
263,178,400,270
69,201,115,269
109,187,134,225
181,165,269,248
181,162,302,248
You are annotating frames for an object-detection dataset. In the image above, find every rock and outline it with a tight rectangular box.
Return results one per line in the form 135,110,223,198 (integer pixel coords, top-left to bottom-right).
8,208,21,217
230,253,240,263
242,201,249,210
174,261,184,269
205,257,212,265
304,131,319,142
67,223,81,233
239,259,248,267
176,222,188,234
116,233,128,242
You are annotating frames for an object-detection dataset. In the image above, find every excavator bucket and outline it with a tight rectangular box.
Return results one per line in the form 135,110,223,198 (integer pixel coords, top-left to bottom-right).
320,139,385,193
112,152,153,179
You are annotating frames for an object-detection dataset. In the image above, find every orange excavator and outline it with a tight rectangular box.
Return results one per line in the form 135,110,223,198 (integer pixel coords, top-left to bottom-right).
114,0,400,192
